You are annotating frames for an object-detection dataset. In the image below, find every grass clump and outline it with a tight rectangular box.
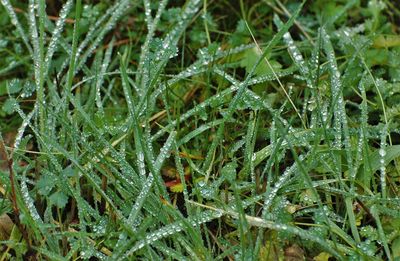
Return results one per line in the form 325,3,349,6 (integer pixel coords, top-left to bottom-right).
0,0,400,259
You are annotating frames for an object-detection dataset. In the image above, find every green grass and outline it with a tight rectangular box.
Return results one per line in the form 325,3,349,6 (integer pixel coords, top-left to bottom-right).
0,0,400,260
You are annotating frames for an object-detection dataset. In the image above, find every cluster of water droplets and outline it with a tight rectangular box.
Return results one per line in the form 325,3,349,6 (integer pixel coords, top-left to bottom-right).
262,153,309,217
124,209,222,256
93,217,107,235
12,102,37,150
379,124,388,198
283,32,307,74
95,42,114,115
355,240,377,257
21,176,43,223
352,130,365,181
143,0,152,30
20,80,36,98
27,0,42,89
196,180,216,199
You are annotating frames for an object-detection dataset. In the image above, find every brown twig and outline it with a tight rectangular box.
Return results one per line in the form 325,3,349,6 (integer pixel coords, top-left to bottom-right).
0,135,33,253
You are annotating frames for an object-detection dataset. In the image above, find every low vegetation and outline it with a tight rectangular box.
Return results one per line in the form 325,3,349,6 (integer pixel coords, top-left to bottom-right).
0,0,399,259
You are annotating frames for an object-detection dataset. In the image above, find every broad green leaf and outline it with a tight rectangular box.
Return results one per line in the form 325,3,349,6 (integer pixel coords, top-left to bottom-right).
49,191,69,208
239,47,282,77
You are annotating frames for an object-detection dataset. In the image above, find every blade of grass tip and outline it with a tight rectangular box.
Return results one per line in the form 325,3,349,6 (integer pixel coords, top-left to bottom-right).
21,172,43,225
0,0,33,54
274,16,311,86
309,28,351,209
244,18,305,128
356,78,374,187
201,122,223,183
65,0,82,112
137,0,168,93
27,0,44,132
44,0,73,76
55,2,114,80
154,131,177,171
95,38,114,116
143,0,202,95
74,0,134,76
143,0,153,32
321,28,354,180
37,0,47,130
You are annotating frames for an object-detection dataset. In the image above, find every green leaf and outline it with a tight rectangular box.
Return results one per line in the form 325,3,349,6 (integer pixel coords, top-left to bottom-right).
36,176,56,196
1,98,16,115
0,79,21,96
229,20,251,46
365,49,389,67
221,161,237,182
239,47,282,77
49,191,69,208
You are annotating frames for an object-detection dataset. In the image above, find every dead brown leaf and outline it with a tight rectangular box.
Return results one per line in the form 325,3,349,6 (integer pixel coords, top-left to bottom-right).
0,214,14,241
284,244,305,261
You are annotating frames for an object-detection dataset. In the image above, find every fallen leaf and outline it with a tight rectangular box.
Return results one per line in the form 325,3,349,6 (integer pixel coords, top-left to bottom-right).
0,214,14,240
284,244,305,261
